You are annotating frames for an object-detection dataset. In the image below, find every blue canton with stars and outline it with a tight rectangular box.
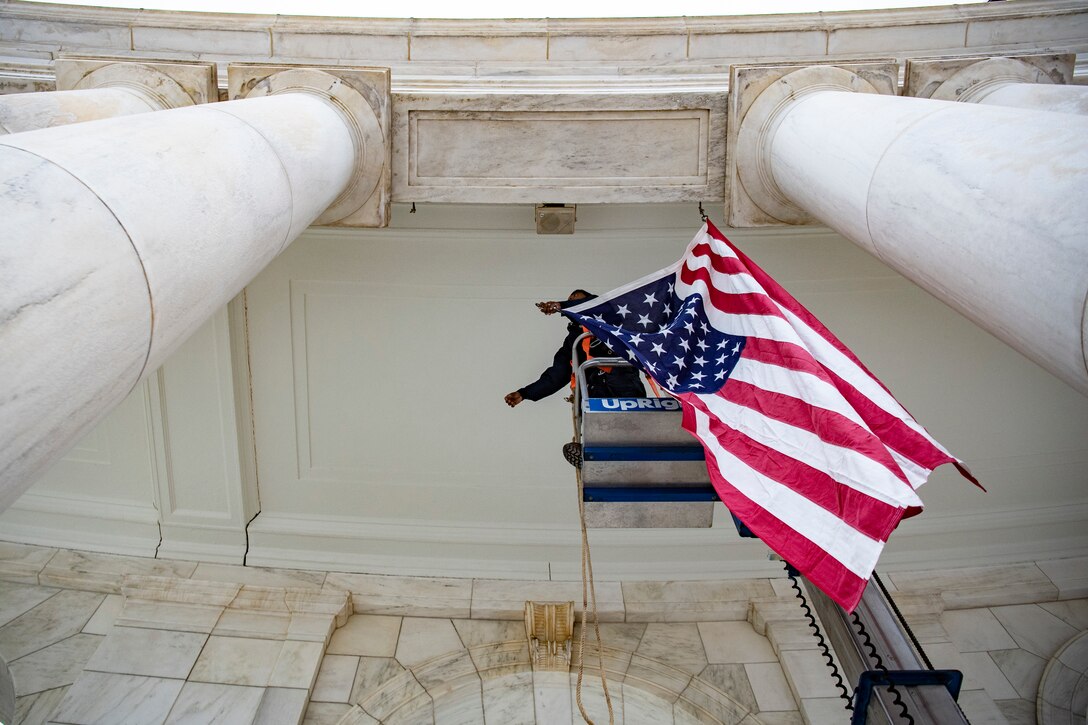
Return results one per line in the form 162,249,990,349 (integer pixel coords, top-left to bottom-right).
563,276,747,395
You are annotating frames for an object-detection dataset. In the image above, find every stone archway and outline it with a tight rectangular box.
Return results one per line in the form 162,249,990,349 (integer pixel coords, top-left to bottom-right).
337,634,763,724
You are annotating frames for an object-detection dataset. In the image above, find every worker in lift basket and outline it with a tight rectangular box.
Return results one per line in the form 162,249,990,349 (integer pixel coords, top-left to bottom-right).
504,289,645,410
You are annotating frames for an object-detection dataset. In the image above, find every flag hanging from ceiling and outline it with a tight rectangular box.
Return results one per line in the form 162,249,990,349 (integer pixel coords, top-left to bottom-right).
563,221,979,612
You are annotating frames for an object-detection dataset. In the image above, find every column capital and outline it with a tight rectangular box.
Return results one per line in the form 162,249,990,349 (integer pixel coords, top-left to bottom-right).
903,53,1074,102
726,61,898,227
55,57,219,108
228,63,391,228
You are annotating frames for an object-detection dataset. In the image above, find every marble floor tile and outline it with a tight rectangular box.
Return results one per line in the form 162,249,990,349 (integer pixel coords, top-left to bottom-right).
302,701,353,725
0,589,104,661
14,684,68,725
80,594,122,636
39,550,197,594
991,603,1079,659
799,696,853,725
332,705,380,725
51,671,185,725
0,582,58,627
211,609,291,639
1037,556,1088,599
382,695,435,725
10,632,104,696
682,664,753,723
395,617,465,668
189,562,326,590
698,621,777,664
328,614,402,657
621,580,773,623
431,681,484,724
940,609,1018,653
989,647,1047,701
1040,598,1088,631
357,667,431,721
570,676,622,725
778,650,839,700
995,697,1038,725
739,711,803,725
287,613,336,643
269,639,325,690
451,618,524,648
312,654,360,703
960,652,1020,700
163,681,264,724
324,572,473,618
253,687,310,725
83,626,207,679
955,689,1008,725
114,600,224,634
350,656,409,704
625,653,694,703
636,623,708,675
533,670,573,724
471,579,624,622
887,563,1057,609
482,671,535,724
0,541,57,584
744,662,796,712
467,640,531,680
621,681,674,723
188,635,283,686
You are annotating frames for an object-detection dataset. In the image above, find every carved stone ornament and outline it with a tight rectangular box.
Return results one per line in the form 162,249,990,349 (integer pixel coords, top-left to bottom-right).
903,53,1075,101
228,64,391,227
726,61,898,227
54,57,219,108
524,600,575,670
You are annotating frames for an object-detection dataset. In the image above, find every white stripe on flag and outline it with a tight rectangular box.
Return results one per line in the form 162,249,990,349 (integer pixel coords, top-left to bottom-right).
693,407,885,578
698,393,924,509
729,357,870,431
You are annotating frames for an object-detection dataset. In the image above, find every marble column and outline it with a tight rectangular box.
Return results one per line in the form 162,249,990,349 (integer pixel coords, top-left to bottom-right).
0,66,391,510
905,54,1088,116
729,63,1088,396
0,59,218,134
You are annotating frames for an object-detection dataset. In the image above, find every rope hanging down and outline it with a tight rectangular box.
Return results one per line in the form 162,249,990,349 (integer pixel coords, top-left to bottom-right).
575,465,616,725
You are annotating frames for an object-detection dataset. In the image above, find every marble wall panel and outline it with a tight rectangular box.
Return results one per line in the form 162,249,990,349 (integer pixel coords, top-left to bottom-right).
131,25,272,57
688,29,827,61
827,22,967,55
83,626,206,679
408,34,546,62
0,583,57,628
8,632,103,696
393,92,726,204
548,34,687,62
622,580,773,622
254,686,310,725
965,12,1088,48
271,32,408,62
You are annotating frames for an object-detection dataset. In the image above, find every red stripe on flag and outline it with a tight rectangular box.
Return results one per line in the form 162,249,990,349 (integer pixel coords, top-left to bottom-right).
685,393,905,542
679,264,784,319
719,380,911,486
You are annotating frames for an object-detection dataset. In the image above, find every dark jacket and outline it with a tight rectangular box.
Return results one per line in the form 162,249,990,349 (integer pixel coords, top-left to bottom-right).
518,320,644,401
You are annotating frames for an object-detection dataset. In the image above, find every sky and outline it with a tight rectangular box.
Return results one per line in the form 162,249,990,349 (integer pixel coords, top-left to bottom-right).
30,0,981,19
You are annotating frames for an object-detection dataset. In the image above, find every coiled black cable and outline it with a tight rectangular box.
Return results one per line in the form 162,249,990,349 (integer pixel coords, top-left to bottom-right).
784,562,853,710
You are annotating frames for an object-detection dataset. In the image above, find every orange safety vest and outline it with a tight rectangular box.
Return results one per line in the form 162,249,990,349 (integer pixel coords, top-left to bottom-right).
570,326,612,389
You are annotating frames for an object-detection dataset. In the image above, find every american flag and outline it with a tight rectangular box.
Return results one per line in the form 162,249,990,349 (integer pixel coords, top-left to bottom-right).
564,221,978,612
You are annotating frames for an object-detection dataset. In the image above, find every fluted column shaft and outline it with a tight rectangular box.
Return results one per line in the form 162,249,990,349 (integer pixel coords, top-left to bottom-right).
0,93,355,506
767,91,1088,395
